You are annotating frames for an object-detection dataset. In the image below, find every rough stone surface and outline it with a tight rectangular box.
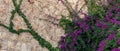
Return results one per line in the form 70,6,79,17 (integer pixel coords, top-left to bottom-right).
0,0,87,51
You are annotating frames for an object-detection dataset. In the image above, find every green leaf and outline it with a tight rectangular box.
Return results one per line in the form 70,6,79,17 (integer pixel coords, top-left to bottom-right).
117,30,120,38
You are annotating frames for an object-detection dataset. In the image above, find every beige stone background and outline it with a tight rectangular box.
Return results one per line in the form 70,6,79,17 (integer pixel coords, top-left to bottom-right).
0,0,108,51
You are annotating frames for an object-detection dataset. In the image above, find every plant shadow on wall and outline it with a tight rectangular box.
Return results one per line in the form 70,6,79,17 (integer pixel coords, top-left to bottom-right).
59,0,120,51
0,44,2,50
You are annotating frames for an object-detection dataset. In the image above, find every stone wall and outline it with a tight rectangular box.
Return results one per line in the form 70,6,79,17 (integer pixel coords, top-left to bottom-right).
0,0,87,51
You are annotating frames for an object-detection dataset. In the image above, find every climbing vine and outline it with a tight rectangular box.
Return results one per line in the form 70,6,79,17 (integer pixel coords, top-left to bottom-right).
0,0,59,51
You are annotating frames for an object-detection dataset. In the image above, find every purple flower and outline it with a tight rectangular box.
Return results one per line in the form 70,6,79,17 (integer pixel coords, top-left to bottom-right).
110,19,120,24
96,21,108,29
77,22,84,27
107,33,116,40
105,12,113,21
83,15,92,21
84,25,89,31
98,47,104,51
105,15,111,21
97,40,106,51
112,48,120,51
103,25,108,29
76,22,89,31
59,36,65,44
108,17,120,25
60,44,66,49
99,40,106,47
96,22,103,27
107,12,113,17
70,33,76,38
74,30,82,36
59,40,67,49
115,8,120,12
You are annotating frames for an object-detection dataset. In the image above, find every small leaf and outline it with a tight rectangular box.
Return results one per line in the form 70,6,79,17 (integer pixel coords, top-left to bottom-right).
116,32,120,38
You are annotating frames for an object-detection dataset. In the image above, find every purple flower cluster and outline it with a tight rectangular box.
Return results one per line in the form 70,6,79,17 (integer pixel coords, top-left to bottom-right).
112,48,120,51
105,4,120,25
106,32,116,40
76,21,89,31
59,31,81,51
97,32,119,51
59,3,120,51
98,40,106,51
96,21,108,29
